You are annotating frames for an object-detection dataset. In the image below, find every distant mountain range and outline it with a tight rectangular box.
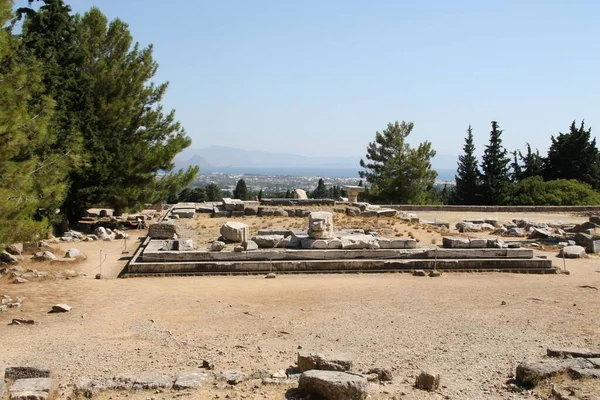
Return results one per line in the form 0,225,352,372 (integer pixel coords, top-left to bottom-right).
175,146,458,179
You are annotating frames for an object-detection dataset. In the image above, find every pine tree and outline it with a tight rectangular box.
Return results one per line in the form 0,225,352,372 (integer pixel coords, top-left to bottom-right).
543,121,600,189
17,3,197,221
0,0,63,244
233,179,249,200
510,151,523,182
452,125,480,204
359,121,437,204
480,121,511,205
258,189,263,201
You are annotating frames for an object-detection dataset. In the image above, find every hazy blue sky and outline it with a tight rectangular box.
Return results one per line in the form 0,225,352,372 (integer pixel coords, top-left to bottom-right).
16,1,600,159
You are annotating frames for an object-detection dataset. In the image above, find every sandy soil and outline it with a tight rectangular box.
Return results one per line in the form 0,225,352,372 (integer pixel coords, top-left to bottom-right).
1,210,599,399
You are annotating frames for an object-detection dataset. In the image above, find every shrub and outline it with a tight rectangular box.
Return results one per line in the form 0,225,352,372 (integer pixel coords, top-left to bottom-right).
509,176,600,205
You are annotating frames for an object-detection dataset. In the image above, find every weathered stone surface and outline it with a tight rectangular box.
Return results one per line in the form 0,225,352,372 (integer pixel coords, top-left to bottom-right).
429,270,442,277
273,208,288,217
75,377,131,396
244,206,258,216
50,304,72,313
415,371,439,391
5,366,50,380
0,251,19,264
317,354,353,372
148,223,181,239
265,272,276,279
310,239,329,249
298,352,319,372
132,373,172,390
528,227,552,239
442,237,470,249
9,391,48,400
590,215,600,225
516,358,594,387
559,245,588,258
298,370,368,400
547,347,600,358
569,221,598,233
175,239,195,251
243,240,259,251
6,243,23,256
327,238,343,249
366,368,393,382
64,248,86,259
574,232,600,254
505,227,525,237
222,198,245,212
376,209,397,217
469,238,488,248
173,372,210,389
456,222,482,233
487,238,505,248
172,208,195,218
9,378,51,394
345,207,361,217
217,370,247,385
413,270,427,277
340,235,380,249
252,235,285,248
210,241,226,252
31,251,56,262
220,221,249,243
293,189,308,199
308,212,334,239
281,235,302,249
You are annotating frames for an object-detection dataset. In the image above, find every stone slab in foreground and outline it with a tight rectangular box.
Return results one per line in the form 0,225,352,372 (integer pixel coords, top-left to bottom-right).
298,370,368,400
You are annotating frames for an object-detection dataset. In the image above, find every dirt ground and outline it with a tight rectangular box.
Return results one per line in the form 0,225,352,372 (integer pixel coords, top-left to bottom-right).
1,210,599,399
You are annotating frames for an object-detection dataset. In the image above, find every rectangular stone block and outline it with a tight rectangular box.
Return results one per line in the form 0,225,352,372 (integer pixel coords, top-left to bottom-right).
469,238,488,248
5,367,50,380
442,236,470,248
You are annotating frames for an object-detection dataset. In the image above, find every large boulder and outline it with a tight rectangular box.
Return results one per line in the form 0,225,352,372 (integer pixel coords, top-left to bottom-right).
298,370,368,400
148,223,181,239
293,189,308,199
220,221,249,243
559,245,587,258
574,232,600,254
345,207,361,217
442,236,470,249
308,212,334,239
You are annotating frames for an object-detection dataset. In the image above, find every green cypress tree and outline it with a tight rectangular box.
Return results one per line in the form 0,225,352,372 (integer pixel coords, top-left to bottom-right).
205,184,222,202
312,178,328,199
452,125,480,204
480,121,511,205
233,179,249,200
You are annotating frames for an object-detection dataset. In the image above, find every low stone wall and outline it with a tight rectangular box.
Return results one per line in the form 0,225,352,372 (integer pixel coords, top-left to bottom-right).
381,205,600,213
261,199,336,206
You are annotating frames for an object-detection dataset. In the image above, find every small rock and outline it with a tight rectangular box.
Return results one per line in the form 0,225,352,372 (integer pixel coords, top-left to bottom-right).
9,319,36,325
31,251,56,262
95,273,104,280
217,370,247,385
415,371,440,391
559,245,588,259
243,240,259,251
429,270,441,277
13,277,28,284
201,360,214,370
210,241,226,252
366,368,393,382
413,270,427,277
64,248,86,259
50,304,72,313
265,273,277,279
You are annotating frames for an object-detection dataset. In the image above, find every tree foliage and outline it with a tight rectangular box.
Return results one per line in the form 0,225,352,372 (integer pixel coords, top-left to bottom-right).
205,183,222,202
543,120,600,190
480,121,511,205
311,178,328,199
16,1,197,222
510,176,600,205
359,121,437,204
233,179,249,200
0,0,67,245
452,125,480,204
